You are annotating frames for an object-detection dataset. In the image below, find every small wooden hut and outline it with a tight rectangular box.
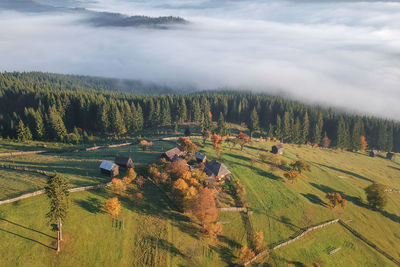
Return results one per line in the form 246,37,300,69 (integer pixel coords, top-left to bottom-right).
161,147,184,161
387,152,396,161
271,144,284,155
100,160,119,177
204,160,231,181
369,150,378,157
115,156,134,170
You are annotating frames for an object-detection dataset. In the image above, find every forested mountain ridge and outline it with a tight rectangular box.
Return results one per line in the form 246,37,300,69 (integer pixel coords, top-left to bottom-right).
0,72,399,152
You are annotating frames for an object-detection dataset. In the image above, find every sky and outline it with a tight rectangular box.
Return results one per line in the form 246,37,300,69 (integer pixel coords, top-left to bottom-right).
0,0,399,119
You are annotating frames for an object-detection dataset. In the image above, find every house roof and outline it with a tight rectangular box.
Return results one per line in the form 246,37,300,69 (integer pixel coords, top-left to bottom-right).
100,160,116,171
164,147,183,160
195,152,206,161
115,156,133,166
205,160,231,177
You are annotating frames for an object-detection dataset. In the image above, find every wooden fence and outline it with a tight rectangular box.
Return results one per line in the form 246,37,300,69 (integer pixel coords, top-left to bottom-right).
218,207,247,212
339,220,400,266
241,219,339,266
0,150,46,158
0,183,111,206
0,163,53,177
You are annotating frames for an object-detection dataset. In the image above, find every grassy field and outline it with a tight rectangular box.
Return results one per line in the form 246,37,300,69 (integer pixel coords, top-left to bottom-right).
0,140,176,190
198,139,400,265
0,136,399,266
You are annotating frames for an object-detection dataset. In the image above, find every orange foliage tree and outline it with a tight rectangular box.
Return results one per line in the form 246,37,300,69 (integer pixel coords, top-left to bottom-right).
111,178,126,195
191,188,218,225
284,170,300,183
169,159,189,180
177,137,199,154
236,132,251,151
105,197,121,219
139,140,153,151
360,136,368,151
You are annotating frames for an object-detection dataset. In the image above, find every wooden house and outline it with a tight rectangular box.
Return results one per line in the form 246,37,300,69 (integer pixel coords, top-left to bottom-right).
115,156,134,170
271,144,284,155
387,152,396,161
204,160,231,181
162,147,184,161
369,150,378,157
100,160,119,177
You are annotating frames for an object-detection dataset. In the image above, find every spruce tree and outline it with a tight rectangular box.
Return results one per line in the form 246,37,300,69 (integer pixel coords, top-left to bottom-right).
350,118,363,151
282,111,292,142
275,115,282,139
313,113,323,145
46,173,70,253
301,112,310,144
217,112,228,136
337,117,350,149
48,107,67,141
248,107,259,138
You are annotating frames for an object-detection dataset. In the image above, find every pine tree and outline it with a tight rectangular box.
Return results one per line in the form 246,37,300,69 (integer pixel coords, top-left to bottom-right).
17,120,32,142
275,115,282,140
350,118,363,151
337,117,350,149
313,113,323,144
248,107,259,138
282,111,292,142
217,112,228,136
301,112,310,144
48,107,67,141
293,117,301,144
46,173,70,253
135,103,144,132
192,99,201,123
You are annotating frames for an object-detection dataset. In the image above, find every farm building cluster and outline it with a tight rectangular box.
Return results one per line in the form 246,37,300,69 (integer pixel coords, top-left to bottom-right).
162,147,231,187
100,156,134,177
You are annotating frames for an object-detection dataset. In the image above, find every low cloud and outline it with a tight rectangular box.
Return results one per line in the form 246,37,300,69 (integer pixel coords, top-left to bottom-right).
0,0,399,119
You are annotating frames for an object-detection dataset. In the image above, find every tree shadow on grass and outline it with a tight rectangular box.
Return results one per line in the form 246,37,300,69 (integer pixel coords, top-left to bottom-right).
301,193,327,207
0,217,55,239
388,166,400,172
314,163,374,183
310,183,400,224
210,244,237,267
0,228,55,250
144,236,187,258
74,197,104,214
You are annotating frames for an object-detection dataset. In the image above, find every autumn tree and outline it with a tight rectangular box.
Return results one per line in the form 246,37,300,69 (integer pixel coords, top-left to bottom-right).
139,140,153,151
252,231,266,253
258,152,268,162
365,183,387,210
290,160,310,174
204,222,223,241
191,188,218,225
211,133,223,158
177,137,199,154
325,192,347,208
321,133,331,148
127,168,137,181
105,197,121,219
45,173,70,253
202,129,211,144
236,246,255,264
360,136,368,151
236,132,251,151
284,170,301,183
169,159,189,180
111,178,127,195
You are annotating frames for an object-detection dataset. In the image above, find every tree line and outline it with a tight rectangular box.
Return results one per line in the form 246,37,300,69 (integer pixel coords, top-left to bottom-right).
0,72,399,152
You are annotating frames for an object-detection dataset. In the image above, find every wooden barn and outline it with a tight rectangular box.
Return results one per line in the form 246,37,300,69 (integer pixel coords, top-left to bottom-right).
195,152,207,163
115,156,134,170
271,144,284,155
369,150,378,157
204,160,231,181
162,147,184,161
387,152,396,161
100,160,119,177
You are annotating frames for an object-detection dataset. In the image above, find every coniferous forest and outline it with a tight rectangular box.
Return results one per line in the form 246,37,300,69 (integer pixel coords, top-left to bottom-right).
0,72,399,152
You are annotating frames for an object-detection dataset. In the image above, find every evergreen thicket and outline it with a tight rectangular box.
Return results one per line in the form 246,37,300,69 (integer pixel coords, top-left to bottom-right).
0,72,399,152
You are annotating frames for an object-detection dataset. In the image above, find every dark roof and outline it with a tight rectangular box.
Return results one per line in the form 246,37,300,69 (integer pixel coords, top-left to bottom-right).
205,160,231,178
387,152,396,159
163,147,183,160
115,156,134,168
195,152,206,161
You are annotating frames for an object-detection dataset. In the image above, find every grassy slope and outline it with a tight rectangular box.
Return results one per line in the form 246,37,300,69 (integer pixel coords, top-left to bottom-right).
0,138,399,266
199,140,400,265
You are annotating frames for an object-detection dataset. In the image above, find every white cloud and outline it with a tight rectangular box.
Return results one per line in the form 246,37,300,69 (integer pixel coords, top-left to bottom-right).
1,0,400,119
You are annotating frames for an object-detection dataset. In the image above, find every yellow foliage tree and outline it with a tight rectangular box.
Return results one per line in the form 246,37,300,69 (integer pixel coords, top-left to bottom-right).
104,197,121,219
111,178,126,195
236,246,255,264
360,135,368,151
